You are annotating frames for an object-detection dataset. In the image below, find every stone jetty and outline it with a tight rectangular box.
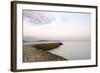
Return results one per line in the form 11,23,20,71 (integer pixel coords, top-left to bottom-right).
23,43,67,62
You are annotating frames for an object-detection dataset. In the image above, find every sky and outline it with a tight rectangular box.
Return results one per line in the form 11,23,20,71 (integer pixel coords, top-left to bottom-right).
23,10,91,41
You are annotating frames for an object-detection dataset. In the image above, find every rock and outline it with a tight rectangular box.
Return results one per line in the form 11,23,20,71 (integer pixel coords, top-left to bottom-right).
33,42,63,50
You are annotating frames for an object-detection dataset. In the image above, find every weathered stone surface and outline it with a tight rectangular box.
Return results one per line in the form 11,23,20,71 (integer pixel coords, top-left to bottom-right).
23,45,67,62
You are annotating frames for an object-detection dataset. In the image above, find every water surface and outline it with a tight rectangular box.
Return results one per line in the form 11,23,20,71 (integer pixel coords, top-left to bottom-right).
48,41,91,60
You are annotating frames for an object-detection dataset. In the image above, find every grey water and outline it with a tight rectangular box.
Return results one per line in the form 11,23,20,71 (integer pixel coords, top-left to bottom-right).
48,41,91,60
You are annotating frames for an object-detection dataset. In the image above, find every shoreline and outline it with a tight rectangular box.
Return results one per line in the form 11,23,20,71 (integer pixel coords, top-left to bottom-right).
23,42,67,62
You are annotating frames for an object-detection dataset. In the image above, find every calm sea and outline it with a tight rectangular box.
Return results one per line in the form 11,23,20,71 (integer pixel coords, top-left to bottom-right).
49,41,91,60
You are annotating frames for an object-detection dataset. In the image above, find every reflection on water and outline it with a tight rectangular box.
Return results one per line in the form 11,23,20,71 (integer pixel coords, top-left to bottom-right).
48,41,91,60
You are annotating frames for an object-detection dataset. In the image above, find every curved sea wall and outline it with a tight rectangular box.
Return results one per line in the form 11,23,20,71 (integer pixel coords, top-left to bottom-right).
23,42,67,62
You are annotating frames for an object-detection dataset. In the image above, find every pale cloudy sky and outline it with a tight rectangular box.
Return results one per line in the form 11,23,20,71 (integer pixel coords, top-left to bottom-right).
23,10,91,41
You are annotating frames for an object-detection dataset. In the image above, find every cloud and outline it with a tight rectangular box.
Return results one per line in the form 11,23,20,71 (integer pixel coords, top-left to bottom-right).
23,10,91,41
23,10,55,25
